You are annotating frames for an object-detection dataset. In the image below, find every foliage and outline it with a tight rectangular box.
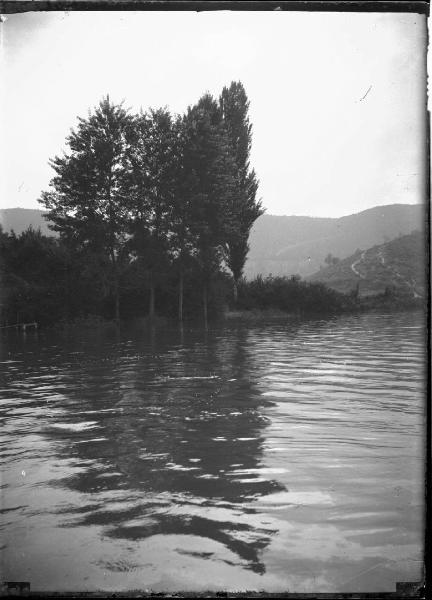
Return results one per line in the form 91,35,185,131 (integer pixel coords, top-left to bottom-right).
1,226,70,325
235,275,355,315
2,84,393,328
325,253,340,266
127,107,183,318
219,82,264,296
39,96,136,320
0,227,232,326
3,227,416,328
36,87,261,325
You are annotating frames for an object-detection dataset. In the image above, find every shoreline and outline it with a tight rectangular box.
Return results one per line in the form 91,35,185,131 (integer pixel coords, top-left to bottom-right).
2,301,424,336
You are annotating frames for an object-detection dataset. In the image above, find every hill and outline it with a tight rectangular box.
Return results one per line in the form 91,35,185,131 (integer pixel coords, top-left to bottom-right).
245,203,424,278
307,230,426,299
0,208,53,236
0,204,425,280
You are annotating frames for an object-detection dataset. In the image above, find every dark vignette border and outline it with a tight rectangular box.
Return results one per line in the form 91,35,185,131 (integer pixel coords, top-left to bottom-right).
0,1,429,599
0,1,429,16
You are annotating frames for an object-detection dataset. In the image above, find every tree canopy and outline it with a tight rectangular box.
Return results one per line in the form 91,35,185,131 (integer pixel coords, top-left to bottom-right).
36,83,264,325
219,82,264,300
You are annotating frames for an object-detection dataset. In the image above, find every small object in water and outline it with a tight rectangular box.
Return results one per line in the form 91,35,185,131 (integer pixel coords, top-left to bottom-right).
2,581,31,594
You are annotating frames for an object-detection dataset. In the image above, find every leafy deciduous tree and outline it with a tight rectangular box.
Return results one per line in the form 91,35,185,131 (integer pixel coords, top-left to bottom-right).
127,108,181,319
40,96,135,321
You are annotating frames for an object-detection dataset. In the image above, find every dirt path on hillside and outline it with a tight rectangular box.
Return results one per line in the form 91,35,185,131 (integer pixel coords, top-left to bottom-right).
350,251,366,279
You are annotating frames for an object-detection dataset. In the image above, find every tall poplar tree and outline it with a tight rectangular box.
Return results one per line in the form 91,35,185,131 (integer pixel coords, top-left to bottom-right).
219,82,264,302
39,96,136,321
183,93,237,328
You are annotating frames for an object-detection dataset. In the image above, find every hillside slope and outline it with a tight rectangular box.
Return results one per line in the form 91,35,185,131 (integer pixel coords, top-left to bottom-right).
307,231,426,298
0,204,425,280
245,203,424,278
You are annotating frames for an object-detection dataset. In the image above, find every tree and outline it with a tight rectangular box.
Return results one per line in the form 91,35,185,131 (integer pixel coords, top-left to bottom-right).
219,81,264,302
325,253,340,266
0,227,67,325
183,93,238,328
39,96,136,321
127,107,180,319
169,114,196,322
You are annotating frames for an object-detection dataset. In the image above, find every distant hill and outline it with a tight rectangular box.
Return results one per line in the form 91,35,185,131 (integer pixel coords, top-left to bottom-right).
307,231,426,298
245,203,424,278
0,208,53,236
0,204,425,280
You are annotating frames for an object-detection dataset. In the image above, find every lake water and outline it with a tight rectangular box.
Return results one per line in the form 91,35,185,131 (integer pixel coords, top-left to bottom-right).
0,311,425,593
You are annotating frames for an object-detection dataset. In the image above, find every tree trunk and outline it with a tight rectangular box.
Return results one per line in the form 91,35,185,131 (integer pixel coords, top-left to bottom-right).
64,261,70,321
150,322,156,353
178,270,184,322
149,272,155,320
203,284,208,330
233,278,238,304
110,251,120,323
114,279,120,323
64,245,73,322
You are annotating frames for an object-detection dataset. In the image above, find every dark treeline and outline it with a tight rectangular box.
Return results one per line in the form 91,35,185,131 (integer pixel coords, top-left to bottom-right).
236,275,354,314
0,224,235,326
0,225,357,327
35,82,264,327
0,82,360,328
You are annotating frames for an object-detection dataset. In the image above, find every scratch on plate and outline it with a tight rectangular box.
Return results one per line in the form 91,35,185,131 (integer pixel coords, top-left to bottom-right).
360,85,372,102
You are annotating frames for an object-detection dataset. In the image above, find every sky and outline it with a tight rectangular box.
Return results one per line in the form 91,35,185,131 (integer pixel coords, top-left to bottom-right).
0,10,427,217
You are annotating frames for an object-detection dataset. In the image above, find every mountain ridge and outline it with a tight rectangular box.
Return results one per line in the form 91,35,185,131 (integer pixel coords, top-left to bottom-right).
246,203,424,277
0,203,425,279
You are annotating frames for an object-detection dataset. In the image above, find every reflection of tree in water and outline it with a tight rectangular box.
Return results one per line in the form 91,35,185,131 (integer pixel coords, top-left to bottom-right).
48,325,287,574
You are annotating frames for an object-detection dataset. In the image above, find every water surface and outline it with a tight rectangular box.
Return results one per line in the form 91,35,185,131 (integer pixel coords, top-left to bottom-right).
0,311,425,592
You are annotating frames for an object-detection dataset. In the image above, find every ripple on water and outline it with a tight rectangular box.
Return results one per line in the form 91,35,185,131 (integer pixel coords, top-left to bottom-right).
0,311,425,592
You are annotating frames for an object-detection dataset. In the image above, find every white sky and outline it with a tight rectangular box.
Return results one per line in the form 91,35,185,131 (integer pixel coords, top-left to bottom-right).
0,10,427,217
